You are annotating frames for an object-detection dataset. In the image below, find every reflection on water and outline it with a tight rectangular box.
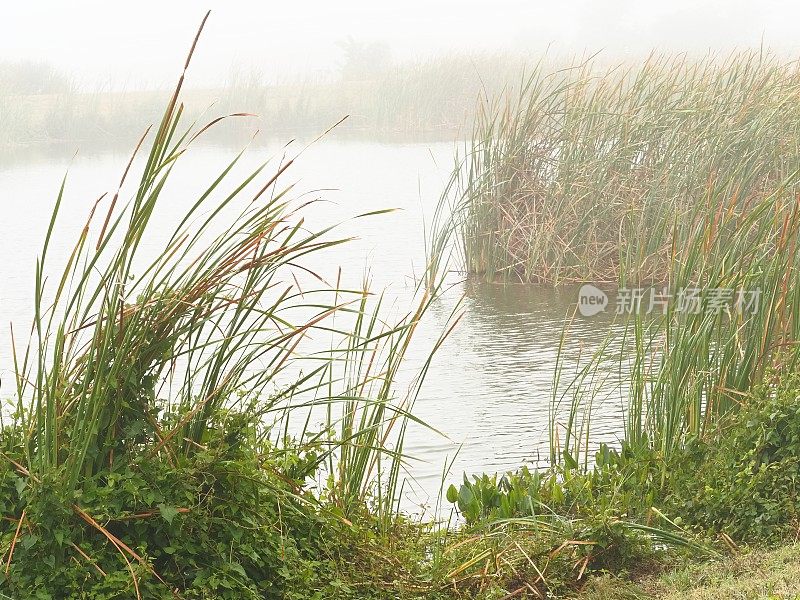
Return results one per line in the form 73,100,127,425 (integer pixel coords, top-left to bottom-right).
0,139,627,514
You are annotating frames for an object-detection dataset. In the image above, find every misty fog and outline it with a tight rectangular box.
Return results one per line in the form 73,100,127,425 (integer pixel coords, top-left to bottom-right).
4,8,800,592
4,1,800,91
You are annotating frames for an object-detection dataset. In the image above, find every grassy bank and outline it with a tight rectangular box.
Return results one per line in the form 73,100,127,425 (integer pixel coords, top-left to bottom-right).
579,544,800,599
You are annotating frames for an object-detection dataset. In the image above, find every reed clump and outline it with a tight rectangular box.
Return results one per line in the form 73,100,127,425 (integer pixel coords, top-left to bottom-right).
447,51,800,284
434,51,800,597
0,15,454,598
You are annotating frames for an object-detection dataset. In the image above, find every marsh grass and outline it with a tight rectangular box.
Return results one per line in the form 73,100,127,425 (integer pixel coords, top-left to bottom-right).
433,54,800,586
445,51,800,285
7,10,447,573
548,175,800,470
432,48,800,471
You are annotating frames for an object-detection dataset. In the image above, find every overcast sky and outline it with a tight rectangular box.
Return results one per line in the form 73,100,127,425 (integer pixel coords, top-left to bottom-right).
3,1,800,90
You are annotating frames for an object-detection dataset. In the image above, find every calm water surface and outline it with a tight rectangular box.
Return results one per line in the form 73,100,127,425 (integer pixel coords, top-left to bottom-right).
0,139,627,513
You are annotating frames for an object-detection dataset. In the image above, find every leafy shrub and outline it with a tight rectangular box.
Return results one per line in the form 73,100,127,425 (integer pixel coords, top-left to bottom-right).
670,375,800,541
0,417,309,597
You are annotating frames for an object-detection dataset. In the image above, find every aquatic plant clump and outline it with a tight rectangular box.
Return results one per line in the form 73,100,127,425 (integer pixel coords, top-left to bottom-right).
0,14,451,598
446,51,800,284
437,52,800,476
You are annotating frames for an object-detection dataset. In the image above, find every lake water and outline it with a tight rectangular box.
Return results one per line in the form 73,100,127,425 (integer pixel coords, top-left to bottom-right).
0,138,627,513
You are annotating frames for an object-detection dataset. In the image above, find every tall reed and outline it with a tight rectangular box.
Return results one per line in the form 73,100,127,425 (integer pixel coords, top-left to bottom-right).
551,177,800,469
10,13,444,529
445,51,800,284
434,50,800,470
